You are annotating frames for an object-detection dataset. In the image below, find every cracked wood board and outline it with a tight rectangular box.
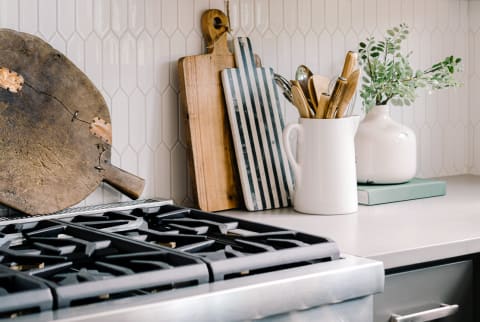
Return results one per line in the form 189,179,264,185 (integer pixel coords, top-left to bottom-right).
0,29,144,215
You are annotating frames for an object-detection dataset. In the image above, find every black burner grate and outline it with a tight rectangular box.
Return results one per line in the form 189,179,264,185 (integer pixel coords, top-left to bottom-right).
0,220,209,309
65,204,340,281
0,266,53,317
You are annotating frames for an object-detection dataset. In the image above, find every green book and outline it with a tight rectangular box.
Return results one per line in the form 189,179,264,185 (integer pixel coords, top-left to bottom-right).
357,178,446,205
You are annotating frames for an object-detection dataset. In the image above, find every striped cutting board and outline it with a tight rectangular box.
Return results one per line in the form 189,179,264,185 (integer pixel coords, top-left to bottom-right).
221,37,293,211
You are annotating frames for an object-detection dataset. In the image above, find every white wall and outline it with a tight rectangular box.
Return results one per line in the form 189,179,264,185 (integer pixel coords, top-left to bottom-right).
469,0,480,174
0,0,472,206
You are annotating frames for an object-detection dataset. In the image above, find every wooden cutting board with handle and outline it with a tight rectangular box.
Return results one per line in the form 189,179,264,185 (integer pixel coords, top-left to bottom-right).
0,28,145,215
178,9,240,212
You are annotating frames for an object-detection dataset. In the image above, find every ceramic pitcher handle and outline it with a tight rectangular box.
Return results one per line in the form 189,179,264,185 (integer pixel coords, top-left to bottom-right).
282,123,301,178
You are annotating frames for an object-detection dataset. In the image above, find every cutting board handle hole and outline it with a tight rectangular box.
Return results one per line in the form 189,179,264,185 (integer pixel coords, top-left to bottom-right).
213,17,223,29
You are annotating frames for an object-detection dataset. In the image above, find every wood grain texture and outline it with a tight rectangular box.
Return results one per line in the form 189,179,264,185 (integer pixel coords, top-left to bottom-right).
325,77,347,119
178,9,241,212
340,51,358,79
0,28,144,214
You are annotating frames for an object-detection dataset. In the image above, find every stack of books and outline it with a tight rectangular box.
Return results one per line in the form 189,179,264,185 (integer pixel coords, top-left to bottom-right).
357,178,446,205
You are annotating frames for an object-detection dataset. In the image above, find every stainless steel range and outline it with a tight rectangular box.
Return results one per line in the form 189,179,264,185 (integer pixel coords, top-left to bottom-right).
0,200,384,321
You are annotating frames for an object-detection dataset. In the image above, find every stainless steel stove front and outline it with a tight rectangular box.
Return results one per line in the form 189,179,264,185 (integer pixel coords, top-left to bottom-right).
13,255,383,322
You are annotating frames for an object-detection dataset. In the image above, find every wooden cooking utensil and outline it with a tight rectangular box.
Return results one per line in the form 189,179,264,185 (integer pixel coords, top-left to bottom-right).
340,51,358,79
315,93,331,119
336,69,360,118
0,29,145,215
311,74,330,99
291,80,312,118
307,76,318,112
178,9,241,212
325,77,347,119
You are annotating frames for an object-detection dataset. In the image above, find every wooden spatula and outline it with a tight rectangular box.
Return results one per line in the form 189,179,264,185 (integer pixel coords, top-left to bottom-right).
291,80,311,118
315,93,331,119
310,75,330,102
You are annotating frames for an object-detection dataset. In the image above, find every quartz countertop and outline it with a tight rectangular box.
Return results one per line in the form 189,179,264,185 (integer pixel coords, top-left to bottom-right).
220,175,480,269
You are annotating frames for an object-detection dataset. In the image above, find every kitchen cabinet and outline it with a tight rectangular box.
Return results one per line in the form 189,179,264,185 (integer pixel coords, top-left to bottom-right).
374,259,474,322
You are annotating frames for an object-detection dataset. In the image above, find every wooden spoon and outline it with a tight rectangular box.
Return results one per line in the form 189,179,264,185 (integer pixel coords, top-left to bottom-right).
291,80,311,118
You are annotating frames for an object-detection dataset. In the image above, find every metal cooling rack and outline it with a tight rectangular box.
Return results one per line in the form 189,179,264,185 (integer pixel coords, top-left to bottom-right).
0,198,173,225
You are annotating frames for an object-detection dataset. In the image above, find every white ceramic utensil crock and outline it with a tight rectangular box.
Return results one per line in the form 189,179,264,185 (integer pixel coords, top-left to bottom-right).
282,116,360,215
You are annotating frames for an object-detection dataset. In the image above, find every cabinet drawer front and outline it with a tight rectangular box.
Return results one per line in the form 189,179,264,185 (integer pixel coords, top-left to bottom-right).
262,295,374,322
374,260,473,322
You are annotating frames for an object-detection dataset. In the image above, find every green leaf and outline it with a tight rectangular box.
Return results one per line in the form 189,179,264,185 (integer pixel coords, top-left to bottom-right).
357,23,461,111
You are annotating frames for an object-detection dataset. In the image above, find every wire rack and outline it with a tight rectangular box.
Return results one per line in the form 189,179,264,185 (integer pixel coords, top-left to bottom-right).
0,198,173,225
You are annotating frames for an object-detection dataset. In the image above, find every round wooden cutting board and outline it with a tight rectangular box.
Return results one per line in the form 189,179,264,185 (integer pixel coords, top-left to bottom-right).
0,29,144,215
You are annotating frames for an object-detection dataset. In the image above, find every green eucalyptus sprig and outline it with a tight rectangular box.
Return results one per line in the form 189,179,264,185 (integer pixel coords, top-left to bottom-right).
358,23,462,112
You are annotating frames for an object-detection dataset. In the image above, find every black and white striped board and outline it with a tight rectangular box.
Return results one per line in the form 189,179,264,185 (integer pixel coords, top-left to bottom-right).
221,37,293,211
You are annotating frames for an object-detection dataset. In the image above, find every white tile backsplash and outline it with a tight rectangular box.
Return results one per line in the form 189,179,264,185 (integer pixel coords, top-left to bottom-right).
0,0,476,206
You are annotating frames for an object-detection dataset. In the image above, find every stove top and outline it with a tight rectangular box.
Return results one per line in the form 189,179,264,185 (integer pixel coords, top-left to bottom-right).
64,204,340,281
0,200,345,319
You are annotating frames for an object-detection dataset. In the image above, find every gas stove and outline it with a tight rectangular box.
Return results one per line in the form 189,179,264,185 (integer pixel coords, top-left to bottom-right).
0,200,383,321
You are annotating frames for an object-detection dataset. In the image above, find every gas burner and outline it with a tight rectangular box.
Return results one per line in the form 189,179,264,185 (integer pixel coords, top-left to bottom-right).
2,223,115,260
0,200,355,320
65,212,145,232
0,222,42,247
190,245,246,261
62,204,340,282
0,244,67,272
0,266,53,317
0,219,209,309
51,268,115,285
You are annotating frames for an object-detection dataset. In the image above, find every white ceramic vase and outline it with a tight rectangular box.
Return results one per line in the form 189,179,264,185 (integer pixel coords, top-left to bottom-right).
355,105,416,184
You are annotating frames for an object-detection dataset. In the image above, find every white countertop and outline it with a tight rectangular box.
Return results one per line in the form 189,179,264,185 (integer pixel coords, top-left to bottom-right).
220,175,480,269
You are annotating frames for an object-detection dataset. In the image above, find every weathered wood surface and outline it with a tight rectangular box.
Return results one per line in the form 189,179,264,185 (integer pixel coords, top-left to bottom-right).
178,9,241,212
0,29,144,214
